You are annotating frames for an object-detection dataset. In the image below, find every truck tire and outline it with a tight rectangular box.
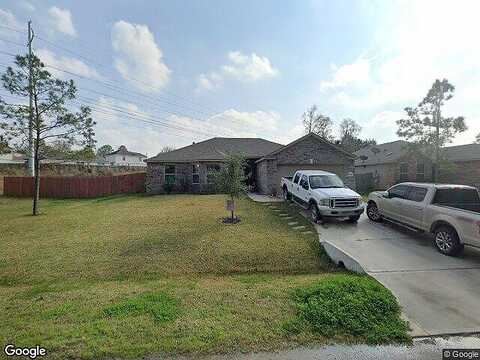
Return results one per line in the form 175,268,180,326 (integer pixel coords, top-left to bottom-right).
433,225,464,256
282,187,291,201
367,201,382,222
310,202,321,223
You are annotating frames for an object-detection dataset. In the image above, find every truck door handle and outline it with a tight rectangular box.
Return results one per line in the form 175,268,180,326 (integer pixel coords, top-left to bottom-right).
413,206,423,210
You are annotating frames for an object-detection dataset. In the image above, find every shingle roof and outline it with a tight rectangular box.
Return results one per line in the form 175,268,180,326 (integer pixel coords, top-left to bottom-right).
146,137,284,163
107,145,146,158
443,143,480,162
354,140,411,166
256,132,355,163
355,140,480,165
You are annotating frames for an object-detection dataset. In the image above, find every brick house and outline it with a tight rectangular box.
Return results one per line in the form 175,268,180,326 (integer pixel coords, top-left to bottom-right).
146,133,356,195
354,140,480,191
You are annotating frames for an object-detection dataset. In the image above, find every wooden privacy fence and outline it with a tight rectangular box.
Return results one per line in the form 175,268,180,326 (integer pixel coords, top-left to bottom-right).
3,173,146,198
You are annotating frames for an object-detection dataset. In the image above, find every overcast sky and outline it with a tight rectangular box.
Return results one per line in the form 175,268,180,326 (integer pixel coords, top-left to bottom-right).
0,0,479,156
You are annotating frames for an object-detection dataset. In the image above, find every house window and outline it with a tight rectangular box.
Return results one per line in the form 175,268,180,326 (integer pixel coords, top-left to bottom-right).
192,164,200,184
416,163,425,181
399,163,408,181
165,164,176,185
207,164,220,184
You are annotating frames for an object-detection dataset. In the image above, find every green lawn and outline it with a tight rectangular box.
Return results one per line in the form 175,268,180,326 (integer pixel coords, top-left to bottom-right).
0,195,408,359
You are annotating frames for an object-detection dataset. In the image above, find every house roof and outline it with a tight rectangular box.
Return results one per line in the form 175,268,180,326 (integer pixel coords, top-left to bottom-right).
355,140,480,166
256,132,355,163
106,145,146,158
443,143,480,162
354,140,411,166
146,137,284,163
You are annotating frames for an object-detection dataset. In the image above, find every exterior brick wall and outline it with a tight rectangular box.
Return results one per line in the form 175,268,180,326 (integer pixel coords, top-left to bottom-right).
355,154,439,190
146,162,221,194
439,160,480,188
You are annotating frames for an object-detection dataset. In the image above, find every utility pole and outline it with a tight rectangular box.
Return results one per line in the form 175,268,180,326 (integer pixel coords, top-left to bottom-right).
27,20,34,177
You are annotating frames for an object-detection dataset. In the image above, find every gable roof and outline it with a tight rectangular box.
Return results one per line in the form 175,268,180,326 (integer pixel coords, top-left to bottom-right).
256,132,355,163
146,137,284,163
354,140,410,166
107,145,146,158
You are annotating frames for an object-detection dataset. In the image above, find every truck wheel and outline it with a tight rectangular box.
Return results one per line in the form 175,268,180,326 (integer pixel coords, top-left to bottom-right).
434,226,464,256
282,187,291,201
367,202,382,222
348,215,361,223
310,202,321,223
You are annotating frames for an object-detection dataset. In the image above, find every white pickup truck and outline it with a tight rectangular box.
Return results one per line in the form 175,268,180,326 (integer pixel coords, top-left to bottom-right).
281,170,365,223
367,182,480,256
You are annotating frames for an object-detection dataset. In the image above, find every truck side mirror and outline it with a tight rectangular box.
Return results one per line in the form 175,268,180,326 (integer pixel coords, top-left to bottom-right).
383,191,390,198
302,183,309,190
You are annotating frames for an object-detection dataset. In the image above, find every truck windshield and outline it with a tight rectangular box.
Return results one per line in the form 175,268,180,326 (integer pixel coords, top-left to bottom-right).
309,175,344,189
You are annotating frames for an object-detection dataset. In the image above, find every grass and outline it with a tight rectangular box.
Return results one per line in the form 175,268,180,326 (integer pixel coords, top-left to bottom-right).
0,195,324,285
0,194,409,359
287,275,410,344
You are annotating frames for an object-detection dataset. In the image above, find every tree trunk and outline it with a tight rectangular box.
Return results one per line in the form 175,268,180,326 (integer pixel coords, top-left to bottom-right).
433,106,441,183
32,139,40,216
231,195,234,222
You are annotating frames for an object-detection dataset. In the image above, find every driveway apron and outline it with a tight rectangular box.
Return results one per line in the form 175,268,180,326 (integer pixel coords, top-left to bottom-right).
315,215,480,336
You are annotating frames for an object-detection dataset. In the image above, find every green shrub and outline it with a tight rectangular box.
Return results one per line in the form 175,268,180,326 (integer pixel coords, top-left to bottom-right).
163,183,174,194
291,275,410,344
104,292,179,323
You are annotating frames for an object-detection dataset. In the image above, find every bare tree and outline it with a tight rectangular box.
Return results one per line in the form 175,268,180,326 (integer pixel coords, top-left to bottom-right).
302,105,334,141
338,118,375,153
160,145,175,153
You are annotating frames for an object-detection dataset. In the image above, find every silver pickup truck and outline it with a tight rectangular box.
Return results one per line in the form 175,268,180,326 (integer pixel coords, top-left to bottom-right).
367,182,480,256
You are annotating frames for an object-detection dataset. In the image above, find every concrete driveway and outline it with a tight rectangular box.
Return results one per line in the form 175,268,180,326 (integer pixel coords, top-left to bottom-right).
316,215,480,336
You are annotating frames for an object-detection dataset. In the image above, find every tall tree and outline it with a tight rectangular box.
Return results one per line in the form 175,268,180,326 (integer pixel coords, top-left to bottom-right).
396,79,466,181
97,144,114,157
0,54,95,215
302,105,334,141
338,118,375,153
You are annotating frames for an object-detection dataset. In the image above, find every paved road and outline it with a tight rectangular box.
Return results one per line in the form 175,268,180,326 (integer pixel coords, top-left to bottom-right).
162,335,480,360
316,215,480,336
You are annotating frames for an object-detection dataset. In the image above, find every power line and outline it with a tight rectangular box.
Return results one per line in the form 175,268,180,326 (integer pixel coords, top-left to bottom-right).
33,32,231,118
3,32,248,130
36,63,236,136
0,37,25,47
74,95,228,137
2,22,231,119
0,26,254,140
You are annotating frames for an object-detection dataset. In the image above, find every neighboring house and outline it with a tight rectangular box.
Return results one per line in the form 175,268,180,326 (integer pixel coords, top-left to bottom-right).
146,133,356,195
0,152,27,164
354,141,480,191
104,145,147,167
440,143,480,188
